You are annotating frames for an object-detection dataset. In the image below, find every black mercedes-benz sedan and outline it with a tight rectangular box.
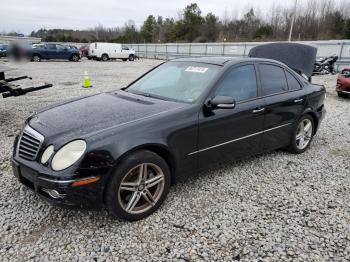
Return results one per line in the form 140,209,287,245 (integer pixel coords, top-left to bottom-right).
12,48,326,220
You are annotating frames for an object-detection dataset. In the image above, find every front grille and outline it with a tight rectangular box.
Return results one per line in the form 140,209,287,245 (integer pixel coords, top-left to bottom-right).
17,125,44,161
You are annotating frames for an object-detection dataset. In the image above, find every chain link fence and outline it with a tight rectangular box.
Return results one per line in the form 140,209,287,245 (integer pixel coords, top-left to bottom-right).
127,40,350,71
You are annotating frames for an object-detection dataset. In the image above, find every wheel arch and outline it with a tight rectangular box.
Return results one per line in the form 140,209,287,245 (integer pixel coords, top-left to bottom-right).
102,143,177,207
111,143,177,184
70,53,80,60
32,53,42,58
301,108,319,135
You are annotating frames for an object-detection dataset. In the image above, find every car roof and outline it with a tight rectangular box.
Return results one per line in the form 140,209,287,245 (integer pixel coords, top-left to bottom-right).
171,56,286,67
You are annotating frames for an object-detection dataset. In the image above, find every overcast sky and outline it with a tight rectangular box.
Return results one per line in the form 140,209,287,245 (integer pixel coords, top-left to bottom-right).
1,0,307,34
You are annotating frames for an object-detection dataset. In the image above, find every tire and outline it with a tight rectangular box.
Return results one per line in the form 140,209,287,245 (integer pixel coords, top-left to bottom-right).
128,55,135,61
122,58,127,61
101,54,109,62
287,115,315,154
31,54,41,62
105,150,171,221
70,54,80,62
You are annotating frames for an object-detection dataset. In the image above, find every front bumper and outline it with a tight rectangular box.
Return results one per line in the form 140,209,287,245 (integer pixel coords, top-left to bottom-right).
12,159,106,210
336,89,350,96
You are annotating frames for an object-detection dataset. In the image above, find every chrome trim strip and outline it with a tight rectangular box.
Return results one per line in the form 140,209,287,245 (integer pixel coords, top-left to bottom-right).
37,176,98,184
37,177,75,184
336,89,350,94
188,123,292,156
24,125,45,141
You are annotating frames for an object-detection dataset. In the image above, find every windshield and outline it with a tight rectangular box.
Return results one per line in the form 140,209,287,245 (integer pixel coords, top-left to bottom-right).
127,61,221,103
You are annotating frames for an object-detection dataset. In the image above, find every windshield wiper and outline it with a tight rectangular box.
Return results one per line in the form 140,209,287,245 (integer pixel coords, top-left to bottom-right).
130,90,170,101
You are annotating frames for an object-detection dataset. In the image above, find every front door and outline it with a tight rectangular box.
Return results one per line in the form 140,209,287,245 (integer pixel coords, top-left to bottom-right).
121,46,130,59
196,64,266,168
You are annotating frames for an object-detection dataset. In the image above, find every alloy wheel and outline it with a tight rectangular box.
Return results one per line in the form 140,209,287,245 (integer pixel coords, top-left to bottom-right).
118,163,165,214
33,55,40,62
296,118,313,150
72,55,79,62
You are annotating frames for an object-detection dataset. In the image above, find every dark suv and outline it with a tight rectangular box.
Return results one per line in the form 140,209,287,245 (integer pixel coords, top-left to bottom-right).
27,43,80,62
0,44,8,58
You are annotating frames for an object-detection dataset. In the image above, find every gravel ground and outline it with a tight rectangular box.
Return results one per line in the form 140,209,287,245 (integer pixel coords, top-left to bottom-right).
0,59,349,261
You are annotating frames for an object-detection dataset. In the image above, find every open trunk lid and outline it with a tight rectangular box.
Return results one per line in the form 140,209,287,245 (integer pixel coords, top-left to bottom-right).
248,43,317,78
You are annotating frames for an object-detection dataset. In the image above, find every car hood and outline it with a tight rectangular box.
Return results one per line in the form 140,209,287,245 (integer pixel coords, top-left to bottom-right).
29,91,184,141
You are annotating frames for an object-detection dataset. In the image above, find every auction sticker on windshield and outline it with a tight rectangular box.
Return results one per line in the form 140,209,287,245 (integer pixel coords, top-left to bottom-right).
185,66,209,73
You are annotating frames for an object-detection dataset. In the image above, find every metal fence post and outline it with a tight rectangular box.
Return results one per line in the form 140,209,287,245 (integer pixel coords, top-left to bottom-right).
165,44,168,60
145,44,148,59
338,41,345,72
189,43,192,56
205,43,208,56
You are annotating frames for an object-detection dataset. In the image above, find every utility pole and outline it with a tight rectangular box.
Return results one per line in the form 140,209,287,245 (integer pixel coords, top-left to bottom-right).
288,0,297,41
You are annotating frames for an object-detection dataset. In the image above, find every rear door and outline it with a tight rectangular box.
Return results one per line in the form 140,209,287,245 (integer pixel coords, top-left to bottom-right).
257,63,306,151
196,64,266,168
45,44,57,59
56,44,70,59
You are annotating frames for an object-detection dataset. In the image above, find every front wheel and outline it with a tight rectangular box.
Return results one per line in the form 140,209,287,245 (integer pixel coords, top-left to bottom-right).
32,54,41,62
105,150,171,221
287,115,314,154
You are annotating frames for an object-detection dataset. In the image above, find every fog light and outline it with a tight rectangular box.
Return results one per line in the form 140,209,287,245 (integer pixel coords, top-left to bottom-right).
42,188,65,199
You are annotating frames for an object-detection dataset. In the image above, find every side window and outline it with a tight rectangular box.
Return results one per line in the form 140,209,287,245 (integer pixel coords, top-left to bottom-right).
215,65,257,102
122,46,129,50
46,44,57,50
285,71,302,90
259,64,288,96
56,45,66,51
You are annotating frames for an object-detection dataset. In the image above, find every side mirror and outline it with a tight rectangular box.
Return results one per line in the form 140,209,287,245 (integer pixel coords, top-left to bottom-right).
209,96,236,109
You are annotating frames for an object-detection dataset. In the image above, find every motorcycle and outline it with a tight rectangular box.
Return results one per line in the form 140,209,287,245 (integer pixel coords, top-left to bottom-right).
313,55,338,75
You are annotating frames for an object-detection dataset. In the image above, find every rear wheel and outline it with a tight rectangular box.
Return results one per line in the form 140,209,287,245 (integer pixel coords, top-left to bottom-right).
70,54,79,62
32,54,41,62
287,115,314,154
128,55,135,61
101,54,109,62
106,150,171,221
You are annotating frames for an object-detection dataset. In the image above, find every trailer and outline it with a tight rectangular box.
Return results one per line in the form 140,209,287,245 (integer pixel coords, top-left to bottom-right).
0,64,52,98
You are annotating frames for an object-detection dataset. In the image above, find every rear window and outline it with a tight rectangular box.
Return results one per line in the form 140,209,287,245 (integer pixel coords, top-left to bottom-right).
341,69,350,77
259,64,288,96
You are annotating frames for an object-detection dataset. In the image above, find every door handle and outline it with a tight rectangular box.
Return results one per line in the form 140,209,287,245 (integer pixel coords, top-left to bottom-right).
294,98,303,103
252,108,265,113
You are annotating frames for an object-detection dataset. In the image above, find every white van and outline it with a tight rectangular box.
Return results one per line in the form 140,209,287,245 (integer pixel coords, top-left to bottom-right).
88,42,136,61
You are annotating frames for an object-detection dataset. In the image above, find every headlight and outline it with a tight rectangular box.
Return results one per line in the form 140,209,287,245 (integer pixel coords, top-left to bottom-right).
41,145,54,164
51,140,86,171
